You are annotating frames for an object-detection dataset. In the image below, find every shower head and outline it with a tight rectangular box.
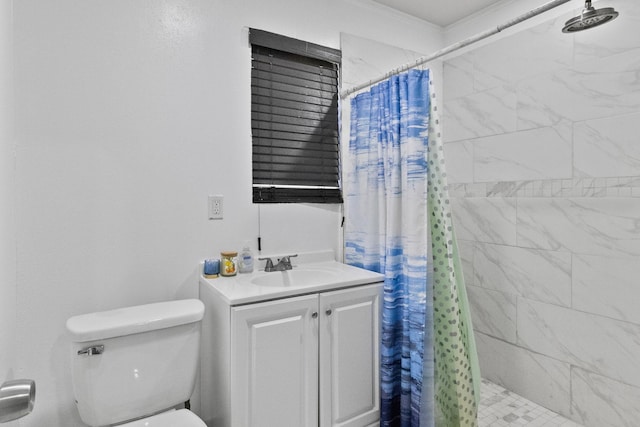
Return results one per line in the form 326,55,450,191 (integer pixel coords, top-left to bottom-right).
562,0,619,32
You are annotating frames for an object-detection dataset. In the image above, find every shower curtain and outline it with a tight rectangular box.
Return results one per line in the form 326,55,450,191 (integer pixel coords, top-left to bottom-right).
344,69,480,427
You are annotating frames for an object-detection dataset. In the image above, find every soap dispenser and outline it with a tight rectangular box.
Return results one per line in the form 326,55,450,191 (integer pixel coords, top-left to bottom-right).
238,242,254,274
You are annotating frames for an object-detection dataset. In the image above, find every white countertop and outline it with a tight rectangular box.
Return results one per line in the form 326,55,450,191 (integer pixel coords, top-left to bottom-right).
199,250,384,305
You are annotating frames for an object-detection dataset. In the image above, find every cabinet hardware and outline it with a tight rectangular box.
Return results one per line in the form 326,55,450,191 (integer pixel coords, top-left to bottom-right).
325,309,332,316
312,312,318,318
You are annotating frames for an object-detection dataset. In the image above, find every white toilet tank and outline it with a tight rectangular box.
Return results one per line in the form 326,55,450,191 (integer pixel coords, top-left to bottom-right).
66,299,205,426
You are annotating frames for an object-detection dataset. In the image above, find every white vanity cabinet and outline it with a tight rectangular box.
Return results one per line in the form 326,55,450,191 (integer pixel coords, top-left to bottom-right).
198,254,383,427
232,284,381,427
318,284,382,427
231,293,320,427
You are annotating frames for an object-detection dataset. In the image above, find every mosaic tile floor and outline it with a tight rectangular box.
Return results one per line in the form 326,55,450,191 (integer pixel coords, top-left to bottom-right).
478,379,583,427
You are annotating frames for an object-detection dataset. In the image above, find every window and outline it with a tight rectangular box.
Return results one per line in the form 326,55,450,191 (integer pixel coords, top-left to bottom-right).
250,28,342,203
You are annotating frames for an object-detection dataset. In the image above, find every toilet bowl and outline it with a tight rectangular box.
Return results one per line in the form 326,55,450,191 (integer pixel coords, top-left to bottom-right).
66,299,206,427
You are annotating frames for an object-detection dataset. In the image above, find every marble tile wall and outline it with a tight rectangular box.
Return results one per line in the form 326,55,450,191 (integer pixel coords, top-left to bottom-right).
443,1,640,426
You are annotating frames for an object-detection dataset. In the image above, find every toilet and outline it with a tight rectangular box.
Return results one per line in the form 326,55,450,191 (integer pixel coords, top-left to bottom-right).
66,299,207,427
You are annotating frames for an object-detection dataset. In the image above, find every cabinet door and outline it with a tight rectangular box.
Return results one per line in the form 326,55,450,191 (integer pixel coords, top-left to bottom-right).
231,294,319,427
319,283,382,427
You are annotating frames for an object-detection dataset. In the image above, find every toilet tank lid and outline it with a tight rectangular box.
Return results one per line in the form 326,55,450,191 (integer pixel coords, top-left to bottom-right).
66,299,205,342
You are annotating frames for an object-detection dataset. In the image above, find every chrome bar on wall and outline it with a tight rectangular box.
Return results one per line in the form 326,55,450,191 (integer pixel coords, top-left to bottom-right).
340,0,573,99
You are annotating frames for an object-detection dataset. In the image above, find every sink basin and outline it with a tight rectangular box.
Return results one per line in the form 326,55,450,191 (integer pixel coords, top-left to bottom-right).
250,269,339,287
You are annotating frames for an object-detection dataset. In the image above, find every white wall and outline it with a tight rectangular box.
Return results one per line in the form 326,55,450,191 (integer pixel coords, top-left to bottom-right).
443,0,640,425
11,0,442,425
0,0,17,424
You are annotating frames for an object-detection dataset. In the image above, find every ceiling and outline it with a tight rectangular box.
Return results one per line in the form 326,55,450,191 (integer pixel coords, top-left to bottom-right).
372,0,506,27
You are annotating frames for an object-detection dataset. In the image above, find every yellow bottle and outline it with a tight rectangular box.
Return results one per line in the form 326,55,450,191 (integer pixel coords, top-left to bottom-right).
220,251,238,276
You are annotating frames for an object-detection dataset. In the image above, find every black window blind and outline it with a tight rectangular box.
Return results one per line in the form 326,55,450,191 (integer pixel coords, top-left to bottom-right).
250,29,342,203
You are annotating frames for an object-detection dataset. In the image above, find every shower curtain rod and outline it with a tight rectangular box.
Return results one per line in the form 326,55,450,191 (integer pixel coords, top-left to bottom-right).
340,0,572,98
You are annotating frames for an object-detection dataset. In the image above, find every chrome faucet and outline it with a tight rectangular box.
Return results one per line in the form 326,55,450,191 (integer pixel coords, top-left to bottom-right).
259,254,298,272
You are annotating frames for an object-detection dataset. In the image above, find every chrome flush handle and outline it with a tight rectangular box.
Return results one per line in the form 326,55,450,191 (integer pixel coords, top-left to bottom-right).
77,345,104,356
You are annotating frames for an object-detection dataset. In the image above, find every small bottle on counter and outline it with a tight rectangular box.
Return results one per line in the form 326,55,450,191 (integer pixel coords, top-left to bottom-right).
238,243,254,274
220,251,238,276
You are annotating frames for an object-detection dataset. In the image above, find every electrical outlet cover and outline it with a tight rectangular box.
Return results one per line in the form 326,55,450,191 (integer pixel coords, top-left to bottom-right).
208,195,223,220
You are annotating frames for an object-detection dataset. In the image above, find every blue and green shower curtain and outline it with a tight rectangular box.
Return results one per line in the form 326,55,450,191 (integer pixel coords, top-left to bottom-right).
344,69,480,427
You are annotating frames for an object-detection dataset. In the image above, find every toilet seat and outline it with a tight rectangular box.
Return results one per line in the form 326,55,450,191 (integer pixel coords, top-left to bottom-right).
119,409,207,427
